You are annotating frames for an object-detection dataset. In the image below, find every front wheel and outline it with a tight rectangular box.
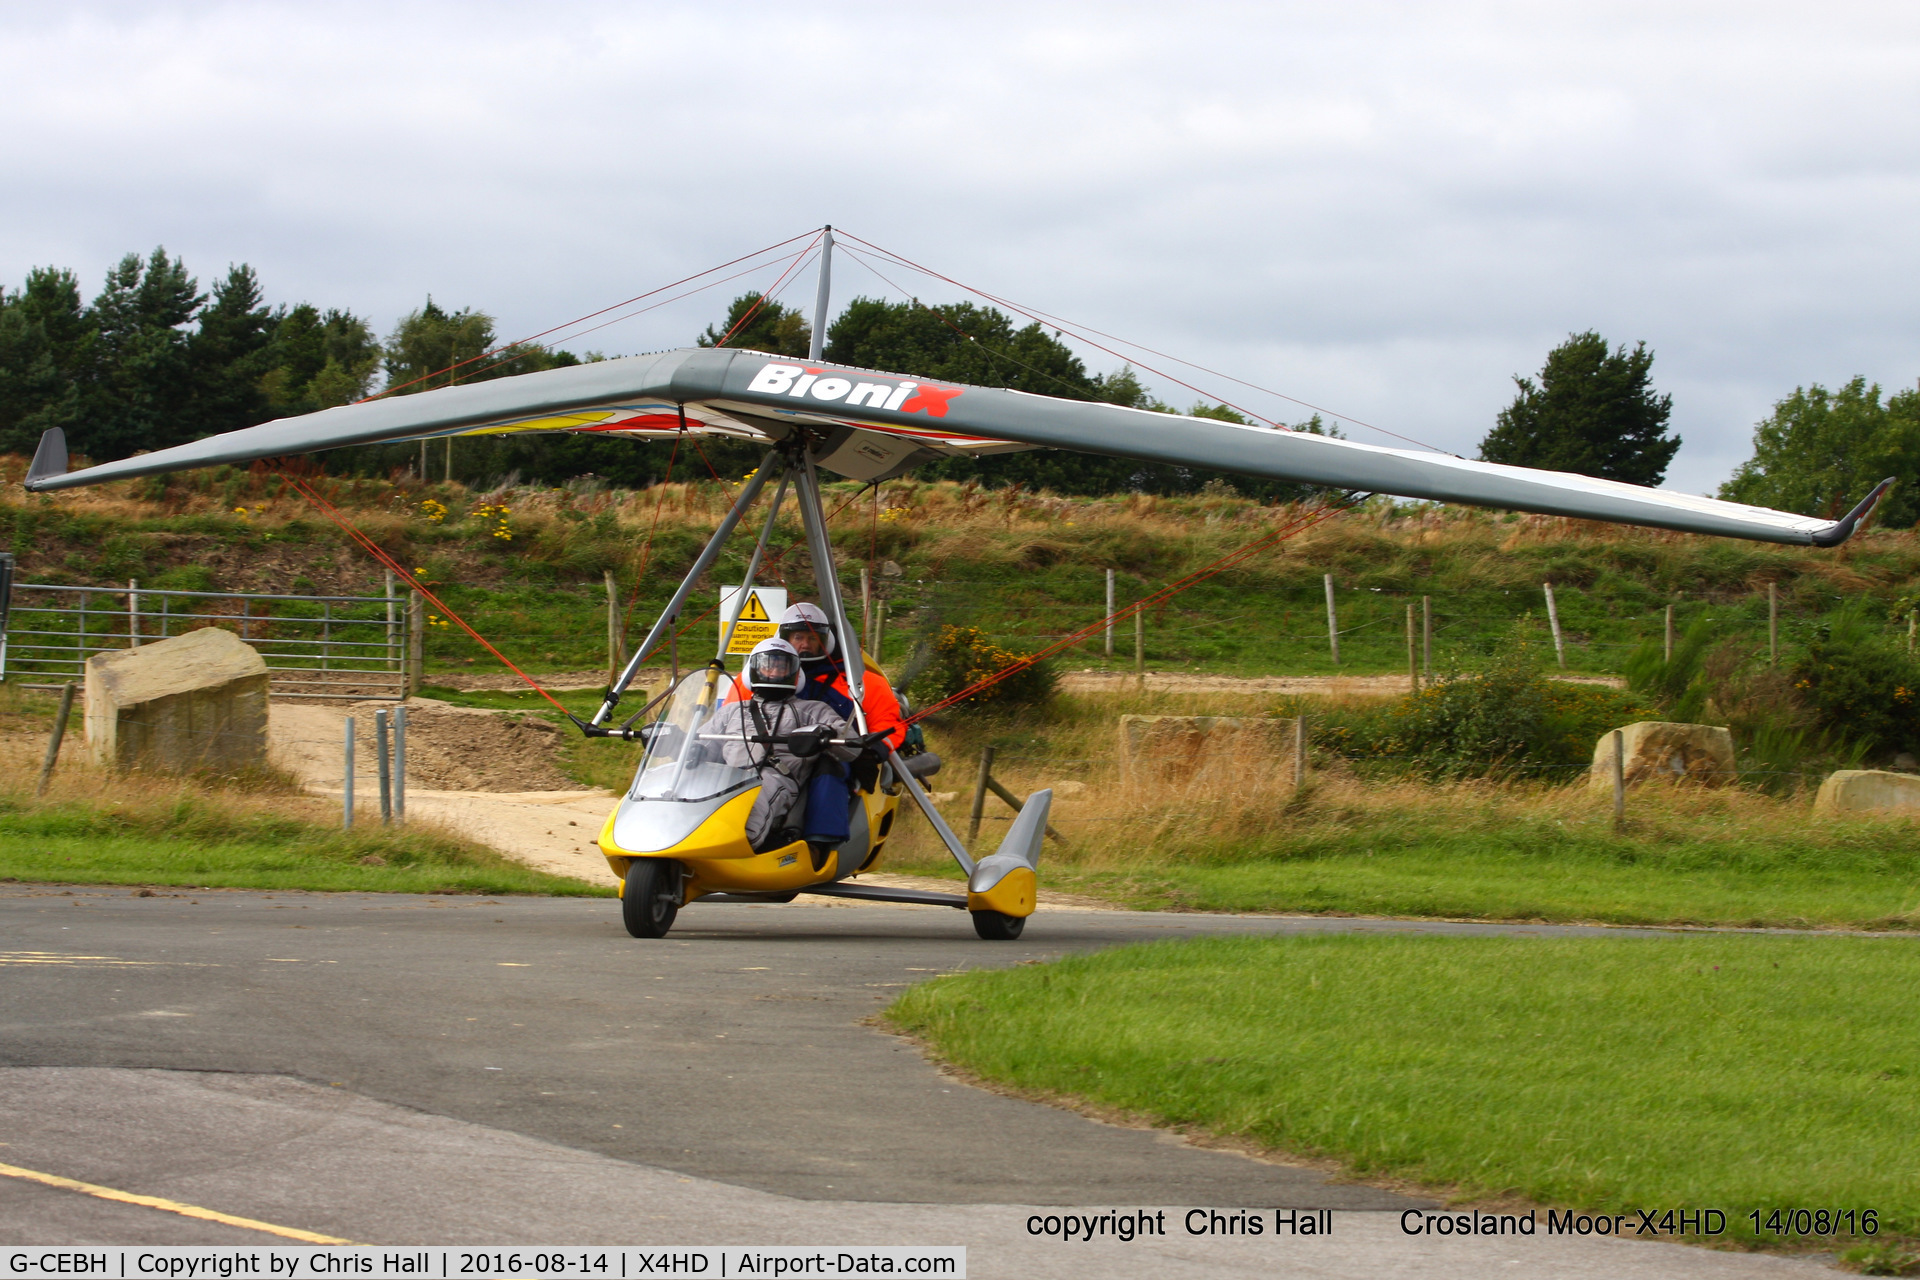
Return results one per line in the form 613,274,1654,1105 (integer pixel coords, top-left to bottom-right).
971,909,1025,941
622,859,682,938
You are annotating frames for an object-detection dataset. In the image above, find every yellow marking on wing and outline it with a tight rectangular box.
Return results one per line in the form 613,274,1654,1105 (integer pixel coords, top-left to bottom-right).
0,1160,356,1244
458,410,618,436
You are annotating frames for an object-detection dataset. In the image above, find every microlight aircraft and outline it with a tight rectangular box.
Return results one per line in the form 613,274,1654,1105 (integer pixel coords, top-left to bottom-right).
23,230,1891,940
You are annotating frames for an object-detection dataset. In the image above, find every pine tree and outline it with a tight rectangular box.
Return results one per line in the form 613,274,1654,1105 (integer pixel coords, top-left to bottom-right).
1478,332,1680,486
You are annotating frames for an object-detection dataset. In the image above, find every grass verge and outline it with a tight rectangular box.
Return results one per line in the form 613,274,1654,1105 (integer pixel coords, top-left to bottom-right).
881,692,1920,930
887,933,1920,1249
0,723,608,896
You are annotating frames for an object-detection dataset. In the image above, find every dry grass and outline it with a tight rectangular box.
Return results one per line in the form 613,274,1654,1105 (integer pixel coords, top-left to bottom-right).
0,687,601,895
874,687,1920,928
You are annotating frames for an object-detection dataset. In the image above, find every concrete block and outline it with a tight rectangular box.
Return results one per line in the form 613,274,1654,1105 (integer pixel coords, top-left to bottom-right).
1588,720,1735,789
1119,714,1292,785
86,627,269,772
1814,770,1920,814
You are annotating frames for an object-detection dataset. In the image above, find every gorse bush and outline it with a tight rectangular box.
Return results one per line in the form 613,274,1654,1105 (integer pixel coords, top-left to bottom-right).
1793,606,1920,755
919,625,1057,711
1302,631,1647,779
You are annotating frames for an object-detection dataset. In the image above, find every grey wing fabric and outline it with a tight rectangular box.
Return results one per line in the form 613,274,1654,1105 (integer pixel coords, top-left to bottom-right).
23,346,1891,546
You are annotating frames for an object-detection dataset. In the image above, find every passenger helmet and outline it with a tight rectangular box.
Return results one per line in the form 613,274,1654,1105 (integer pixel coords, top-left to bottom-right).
745,637,805,702
777,601,837,658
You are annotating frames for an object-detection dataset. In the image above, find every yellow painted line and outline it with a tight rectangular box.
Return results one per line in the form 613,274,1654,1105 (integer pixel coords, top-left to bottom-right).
0,1160,355,1244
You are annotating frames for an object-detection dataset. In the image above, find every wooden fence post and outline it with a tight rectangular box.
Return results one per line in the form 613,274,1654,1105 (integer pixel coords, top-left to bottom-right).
1664,603,1674,664
407,593,424,695
968,745,996,843
1543,582,1565,668
605,571,623,686
1104,568,1115,659
1406,604,1418,692
34,682,76,798
384,570,397,671
1293,713,1307,787
1323,574,1340,665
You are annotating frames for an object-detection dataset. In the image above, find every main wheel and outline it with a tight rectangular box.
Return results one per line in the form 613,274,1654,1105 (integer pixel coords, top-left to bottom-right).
621,859,681,938
971,909,1026,941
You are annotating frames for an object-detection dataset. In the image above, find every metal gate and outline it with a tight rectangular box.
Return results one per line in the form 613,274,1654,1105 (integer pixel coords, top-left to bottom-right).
1,577,409,701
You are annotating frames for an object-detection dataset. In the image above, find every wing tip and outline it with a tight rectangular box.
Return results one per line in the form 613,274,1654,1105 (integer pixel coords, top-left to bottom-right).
23,428,67,491
1808,477,1897,547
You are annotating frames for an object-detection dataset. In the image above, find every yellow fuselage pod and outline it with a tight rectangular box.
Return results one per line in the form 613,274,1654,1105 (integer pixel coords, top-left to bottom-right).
600,784,899,901
966,866,1036,918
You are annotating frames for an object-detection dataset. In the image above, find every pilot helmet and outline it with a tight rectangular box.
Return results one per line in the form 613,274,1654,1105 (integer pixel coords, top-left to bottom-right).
745,637,804,702
777,601,836,659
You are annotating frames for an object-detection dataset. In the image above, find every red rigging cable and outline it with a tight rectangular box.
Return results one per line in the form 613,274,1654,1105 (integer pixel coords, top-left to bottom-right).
906,499,1355,722
707,237,825,351
277,469,574,716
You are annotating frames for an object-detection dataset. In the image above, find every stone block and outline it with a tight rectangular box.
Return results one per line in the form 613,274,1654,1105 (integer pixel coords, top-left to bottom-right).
86,627,269,772
1588,721,1735,790
1119,714,1292,785
1814,770,1920,814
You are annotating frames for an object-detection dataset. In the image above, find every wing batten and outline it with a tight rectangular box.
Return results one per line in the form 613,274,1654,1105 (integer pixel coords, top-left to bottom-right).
20,345,1877,546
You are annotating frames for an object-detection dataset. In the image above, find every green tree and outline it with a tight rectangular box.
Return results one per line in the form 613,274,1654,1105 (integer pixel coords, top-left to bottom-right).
698,292,810,357
0,267,92,454
79,248,204,458
383,299,500,395
1719,377,1920,528
259,305,383,414
812,298,1312,498
188,264,280,436
1478,332,1680,486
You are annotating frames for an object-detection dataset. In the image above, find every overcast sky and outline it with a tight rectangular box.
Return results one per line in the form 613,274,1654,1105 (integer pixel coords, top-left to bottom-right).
4,1,1917,495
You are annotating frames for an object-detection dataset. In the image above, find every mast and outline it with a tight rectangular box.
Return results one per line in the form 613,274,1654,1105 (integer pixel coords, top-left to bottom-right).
809,225,833,362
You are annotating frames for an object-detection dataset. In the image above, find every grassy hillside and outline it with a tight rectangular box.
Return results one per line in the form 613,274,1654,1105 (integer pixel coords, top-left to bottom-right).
8,452,1919,686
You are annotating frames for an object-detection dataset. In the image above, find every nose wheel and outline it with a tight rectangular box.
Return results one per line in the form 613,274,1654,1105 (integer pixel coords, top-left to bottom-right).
970,909,1026,941
621,859,682,938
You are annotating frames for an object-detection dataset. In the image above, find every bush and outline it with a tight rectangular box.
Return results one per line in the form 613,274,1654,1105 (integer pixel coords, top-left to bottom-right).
919,625,1056,711
1793,618,1920,756
1307,631,1648,779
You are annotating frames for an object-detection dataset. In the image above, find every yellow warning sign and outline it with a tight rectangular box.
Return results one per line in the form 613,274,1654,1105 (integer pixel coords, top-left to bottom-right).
719,586,787,656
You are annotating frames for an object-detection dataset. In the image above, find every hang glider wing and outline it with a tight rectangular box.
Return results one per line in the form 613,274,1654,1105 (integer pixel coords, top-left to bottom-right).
23,346,1890,546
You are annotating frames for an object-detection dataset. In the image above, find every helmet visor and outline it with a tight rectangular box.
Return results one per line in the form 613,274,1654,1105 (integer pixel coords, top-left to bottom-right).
747,648,800,690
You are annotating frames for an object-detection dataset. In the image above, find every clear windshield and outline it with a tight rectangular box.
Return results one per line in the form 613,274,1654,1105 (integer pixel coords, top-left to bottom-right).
629,667,757,803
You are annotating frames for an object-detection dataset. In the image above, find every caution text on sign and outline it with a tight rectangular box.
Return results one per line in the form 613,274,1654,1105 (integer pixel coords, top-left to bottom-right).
719,586,787,656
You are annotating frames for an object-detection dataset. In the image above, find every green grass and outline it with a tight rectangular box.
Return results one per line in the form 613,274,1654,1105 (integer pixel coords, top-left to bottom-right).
0,795,610,896
887,933,1920,1246
15,470,1920,686
1028,828,1920,929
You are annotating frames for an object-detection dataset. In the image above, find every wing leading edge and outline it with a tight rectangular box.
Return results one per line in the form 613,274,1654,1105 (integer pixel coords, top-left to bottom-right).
22,346,1891,547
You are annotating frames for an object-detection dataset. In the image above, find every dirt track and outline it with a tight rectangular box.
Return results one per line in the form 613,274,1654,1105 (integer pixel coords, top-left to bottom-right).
433,667,1627,697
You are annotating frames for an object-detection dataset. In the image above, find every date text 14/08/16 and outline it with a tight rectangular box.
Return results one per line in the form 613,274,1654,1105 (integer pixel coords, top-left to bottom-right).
1399,1209,1881,1238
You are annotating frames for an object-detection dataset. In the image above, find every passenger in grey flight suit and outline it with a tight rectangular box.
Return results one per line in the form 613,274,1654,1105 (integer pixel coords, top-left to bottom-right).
707,637,859,858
